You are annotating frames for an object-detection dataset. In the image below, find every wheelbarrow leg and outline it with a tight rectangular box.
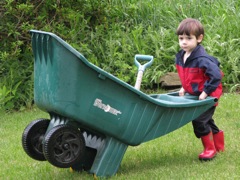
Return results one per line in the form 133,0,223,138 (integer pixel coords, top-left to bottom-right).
89,136,128,177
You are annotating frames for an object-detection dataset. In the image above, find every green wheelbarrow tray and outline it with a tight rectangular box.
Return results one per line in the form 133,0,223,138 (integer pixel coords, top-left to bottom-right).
25,30,217,177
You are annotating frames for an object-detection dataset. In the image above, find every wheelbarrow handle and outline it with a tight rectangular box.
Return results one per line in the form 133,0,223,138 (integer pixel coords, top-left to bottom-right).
134,54,154,72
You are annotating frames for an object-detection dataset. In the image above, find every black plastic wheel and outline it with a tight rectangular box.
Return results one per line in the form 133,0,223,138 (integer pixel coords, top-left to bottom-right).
22,119,50,161
43,125,85,168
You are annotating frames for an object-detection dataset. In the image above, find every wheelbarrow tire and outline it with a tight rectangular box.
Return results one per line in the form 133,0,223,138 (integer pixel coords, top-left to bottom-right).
43,125,85,168
22,118,50,161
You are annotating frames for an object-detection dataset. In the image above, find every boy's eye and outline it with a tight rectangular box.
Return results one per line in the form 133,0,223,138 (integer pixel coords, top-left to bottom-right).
187,37,192,40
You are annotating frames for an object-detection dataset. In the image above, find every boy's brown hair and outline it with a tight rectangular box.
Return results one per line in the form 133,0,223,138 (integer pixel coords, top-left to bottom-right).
176,18,204,39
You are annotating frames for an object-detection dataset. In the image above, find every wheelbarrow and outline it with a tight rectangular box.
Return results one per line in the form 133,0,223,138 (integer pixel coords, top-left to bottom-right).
22,30,217,177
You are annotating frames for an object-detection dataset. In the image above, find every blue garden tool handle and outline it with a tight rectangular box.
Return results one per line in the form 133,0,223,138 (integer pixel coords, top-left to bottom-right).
134,54,154,72
134,54,154,90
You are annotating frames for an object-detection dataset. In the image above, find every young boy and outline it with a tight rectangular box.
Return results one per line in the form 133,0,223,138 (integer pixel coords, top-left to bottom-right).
175,18,224,161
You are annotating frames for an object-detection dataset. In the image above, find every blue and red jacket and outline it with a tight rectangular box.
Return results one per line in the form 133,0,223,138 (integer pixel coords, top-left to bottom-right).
175,45,223,101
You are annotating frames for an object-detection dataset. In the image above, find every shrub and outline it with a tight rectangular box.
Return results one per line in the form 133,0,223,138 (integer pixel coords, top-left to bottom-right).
1,0,240,111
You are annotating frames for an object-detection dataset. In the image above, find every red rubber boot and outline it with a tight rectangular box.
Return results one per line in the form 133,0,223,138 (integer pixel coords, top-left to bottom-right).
199,132,216,161
213,130,224,152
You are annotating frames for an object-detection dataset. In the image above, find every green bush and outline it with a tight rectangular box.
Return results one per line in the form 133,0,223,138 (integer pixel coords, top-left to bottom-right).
1,0,240,111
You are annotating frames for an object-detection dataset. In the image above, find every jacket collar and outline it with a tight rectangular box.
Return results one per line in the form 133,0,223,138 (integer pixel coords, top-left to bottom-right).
177,45,208,62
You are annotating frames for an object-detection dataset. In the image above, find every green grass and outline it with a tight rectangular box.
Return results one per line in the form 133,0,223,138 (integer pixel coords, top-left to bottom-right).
1,93,240,179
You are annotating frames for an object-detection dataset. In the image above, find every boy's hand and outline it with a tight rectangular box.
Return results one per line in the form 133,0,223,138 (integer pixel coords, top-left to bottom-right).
179,87,185,96
199,91,208,100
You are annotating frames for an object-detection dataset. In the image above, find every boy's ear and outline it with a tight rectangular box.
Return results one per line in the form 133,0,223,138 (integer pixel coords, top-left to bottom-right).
197,34,204,43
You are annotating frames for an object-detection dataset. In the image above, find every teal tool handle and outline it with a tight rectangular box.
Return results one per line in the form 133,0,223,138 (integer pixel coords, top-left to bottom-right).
134,54,154,72
134,54,154,90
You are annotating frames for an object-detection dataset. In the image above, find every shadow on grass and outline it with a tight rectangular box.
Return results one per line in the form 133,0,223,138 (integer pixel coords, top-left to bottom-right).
118,149,202,175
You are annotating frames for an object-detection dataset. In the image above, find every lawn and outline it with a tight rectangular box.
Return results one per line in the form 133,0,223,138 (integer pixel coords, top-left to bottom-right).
0,93,239,179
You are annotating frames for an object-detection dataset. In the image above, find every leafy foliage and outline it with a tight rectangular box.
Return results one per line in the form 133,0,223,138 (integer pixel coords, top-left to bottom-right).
1,0,240,110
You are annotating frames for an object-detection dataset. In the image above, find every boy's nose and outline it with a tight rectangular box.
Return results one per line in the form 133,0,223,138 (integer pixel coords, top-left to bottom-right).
182,39,188,44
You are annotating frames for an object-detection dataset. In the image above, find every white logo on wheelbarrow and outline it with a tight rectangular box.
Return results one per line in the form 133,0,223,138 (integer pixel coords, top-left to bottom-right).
93,99,122,116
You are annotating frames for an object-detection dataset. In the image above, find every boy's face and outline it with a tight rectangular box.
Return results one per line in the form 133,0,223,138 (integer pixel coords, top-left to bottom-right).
178,34,203,53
